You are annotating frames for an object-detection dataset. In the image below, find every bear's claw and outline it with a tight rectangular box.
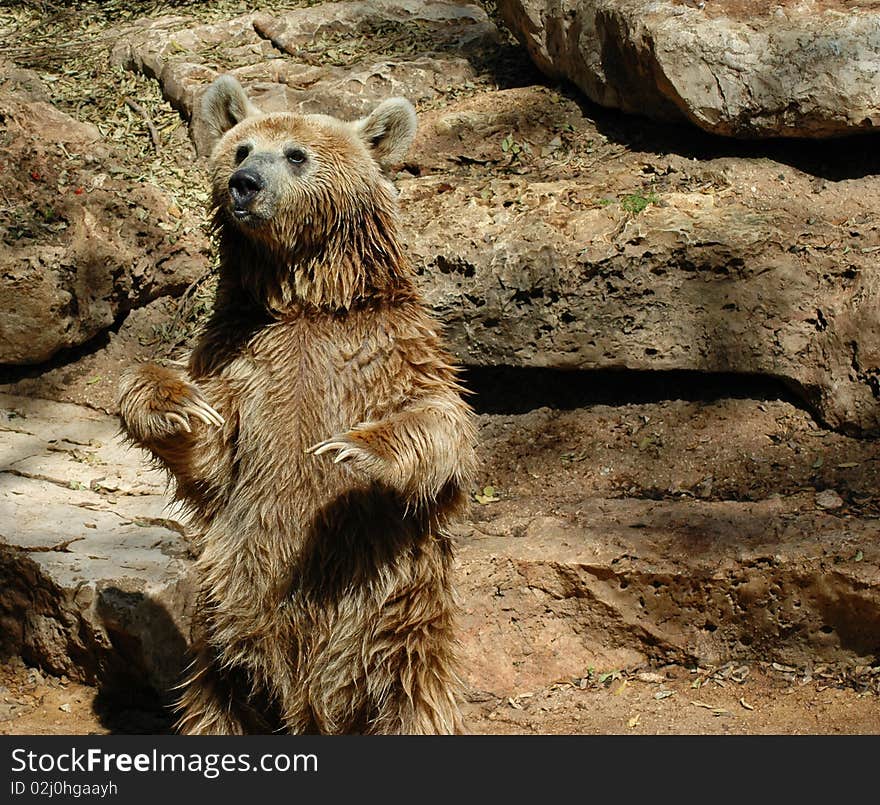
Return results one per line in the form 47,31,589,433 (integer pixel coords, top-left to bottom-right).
119,364,225,442
182,397,225,428
161,389,225,434
308,437,365,464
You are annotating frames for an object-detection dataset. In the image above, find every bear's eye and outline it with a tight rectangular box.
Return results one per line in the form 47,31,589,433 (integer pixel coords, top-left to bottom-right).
285,148,307,165
234,144,252,164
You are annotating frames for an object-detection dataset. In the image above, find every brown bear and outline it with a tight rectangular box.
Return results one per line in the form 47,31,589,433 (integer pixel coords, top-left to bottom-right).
118,75,476,735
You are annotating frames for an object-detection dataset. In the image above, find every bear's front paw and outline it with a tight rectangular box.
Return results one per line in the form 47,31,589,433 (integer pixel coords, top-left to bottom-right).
119,364,224,444
308,426,412,493
308,427,396,481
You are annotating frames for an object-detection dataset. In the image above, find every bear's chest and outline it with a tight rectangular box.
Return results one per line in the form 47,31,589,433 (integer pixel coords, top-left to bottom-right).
219,315,407,461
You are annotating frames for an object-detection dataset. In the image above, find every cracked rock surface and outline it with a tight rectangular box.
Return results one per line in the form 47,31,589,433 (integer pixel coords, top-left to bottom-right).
109,0,498,155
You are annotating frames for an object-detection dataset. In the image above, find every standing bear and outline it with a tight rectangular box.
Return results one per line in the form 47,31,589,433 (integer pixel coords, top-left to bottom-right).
118,75,476,735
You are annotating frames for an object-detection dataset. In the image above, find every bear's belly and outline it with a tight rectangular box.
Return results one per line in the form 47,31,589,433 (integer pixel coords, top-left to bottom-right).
196,315,413,570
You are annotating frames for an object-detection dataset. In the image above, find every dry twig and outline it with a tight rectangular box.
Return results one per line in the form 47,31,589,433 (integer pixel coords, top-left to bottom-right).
124,96,160,152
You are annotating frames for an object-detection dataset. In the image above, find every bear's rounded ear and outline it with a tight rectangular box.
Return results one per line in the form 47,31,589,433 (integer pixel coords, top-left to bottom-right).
355,98,417,165
195,75,260,156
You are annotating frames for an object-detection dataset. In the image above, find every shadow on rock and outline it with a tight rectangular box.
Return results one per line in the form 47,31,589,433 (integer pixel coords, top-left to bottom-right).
91,584,191,735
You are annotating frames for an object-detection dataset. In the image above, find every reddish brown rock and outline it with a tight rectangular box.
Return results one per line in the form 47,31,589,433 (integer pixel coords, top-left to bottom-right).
0,82,208,365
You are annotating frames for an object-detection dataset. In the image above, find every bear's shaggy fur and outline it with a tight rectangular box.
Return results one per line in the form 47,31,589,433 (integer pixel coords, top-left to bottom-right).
118,75,476,734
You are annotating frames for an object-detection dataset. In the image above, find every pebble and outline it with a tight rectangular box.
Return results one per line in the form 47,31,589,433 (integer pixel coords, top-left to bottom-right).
815,489,844,510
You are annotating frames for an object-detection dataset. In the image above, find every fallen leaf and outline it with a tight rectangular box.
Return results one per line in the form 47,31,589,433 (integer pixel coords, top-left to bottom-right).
59,703,71,713
654,689,674,700
740,697,754,711
627,714,641,729
691,700,729,716
613,680,629,696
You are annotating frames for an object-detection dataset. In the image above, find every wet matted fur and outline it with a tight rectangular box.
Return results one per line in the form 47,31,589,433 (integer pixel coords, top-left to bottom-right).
118,75,476,734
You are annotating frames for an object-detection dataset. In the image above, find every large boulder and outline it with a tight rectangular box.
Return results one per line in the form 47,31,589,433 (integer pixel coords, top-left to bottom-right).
498,0,880,138
0,77,209,365
406,177,880,434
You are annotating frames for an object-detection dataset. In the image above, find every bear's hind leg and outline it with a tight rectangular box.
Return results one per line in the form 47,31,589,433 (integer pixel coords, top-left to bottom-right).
363,599,464,736
175,645,276,735
367,661,464,735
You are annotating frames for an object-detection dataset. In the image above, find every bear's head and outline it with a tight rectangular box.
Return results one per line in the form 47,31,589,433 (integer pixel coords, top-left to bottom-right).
197,75,418,311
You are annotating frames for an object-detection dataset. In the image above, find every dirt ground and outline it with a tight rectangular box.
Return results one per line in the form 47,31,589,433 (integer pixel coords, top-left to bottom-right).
1,1,880,735
3,656,878,735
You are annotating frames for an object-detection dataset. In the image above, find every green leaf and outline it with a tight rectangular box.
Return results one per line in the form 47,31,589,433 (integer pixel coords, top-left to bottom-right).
474,485,500,505
620,192,660,215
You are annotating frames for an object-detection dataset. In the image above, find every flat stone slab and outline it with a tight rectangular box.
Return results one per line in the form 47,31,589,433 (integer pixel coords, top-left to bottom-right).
0,394,193,693
498,0,880,138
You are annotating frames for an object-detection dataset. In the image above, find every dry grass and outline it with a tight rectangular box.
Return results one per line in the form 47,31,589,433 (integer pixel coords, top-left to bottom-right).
0,2,317,210
0,0,524,210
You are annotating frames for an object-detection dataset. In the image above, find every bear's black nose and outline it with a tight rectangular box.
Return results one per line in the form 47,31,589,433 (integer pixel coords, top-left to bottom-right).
229,168,265,208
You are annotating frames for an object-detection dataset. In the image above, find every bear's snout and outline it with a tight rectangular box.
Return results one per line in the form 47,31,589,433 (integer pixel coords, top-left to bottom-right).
229,168,265,213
